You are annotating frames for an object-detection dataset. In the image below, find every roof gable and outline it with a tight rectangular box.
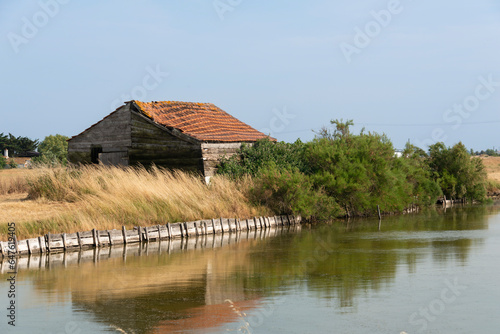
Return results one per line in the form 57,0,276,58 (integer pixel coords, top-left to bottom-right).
131,100,274,143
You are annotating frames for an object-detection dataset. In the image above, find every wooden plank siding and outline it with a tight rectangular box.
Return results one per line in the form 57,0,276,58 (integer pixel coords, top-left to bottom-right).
68,105,132,165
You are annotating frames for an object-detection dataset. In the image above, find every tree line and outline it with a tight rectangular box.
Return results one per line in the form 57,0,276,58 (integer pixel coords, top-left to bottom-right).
217,120,488,220
0,133,68,167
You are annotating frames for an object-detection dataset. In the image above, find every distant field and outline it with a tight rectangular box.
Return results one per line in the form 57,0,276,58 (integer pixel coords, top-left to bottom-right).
480,156,500,182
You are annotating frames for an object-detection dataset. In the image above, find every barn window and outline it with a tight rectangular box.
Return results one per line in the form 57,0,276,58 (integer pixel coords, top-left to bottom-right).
90,146,102,164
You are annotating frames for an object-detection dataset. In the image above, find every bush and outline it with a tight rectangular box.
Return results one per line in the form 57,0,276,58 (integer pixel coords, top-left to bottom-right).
428,142,487,201
0,156,6,169
249,163,341,220
218,138,307,178
8,159,17,169
33,134,69,166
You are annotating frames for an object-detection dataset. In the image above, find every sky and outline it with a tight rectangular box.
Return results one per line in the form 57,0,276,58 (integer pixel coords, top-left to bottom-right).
1,0,499,151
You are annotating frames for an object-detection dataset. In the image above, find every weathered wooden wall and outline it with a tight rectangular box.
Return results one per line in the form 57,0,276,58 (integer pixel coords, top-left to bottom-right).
68,105,132,165
128,112,203,172
0,215,301,258
201,142,243,179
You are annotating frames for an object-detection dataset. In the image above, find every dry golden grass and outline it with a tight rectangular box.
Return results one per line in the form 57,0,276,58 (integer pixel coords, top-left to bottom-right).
0,169,30,194
0,166,269,241
480,156,500,182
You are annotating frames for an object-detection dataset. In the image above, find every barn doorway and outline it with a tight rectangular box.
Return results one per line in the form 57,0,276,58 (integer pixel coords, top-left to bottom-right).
90,146,102,164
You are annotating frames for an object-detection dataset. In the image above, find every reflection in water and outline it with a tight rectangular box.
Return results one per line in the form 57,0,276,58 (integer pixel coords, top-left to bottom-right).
1,205,497,334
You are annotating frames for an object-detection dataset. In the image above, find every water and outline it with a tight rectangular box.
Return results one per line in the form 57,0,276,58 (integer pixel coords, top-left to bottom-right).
1,205,500,334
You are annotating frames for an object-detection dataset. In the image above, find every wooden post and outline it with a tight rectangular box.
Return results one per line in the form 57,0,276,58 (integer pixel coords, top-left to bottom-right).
39,236,46,253
76,232,82,249
62,233,67,250
211,219,216,235
167,223,172,239
46,234,51,252
27,239,32,255
178,223,184,238
377,205,382,220
220,218,225,234
108,231,113,245
157,225,162,240
184,222,189,238
137,227,142,242
92,229,98,248
122,226,127,244
145,226,150,242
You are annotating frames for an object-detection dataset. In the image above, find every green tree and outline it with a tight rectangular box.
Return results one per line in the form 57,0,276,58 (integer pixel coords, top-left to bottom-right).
34,134,69,166
0,133,39,156
428,142,487,201
0,155,6,168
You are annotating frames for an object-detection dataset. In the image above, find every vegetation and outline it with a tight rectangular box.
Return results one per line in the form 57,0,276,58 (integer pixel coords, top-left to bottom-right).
0,132,39,156
219,120,487,221
33,134,69,166
474,148,500,156
8,159,17,169
0,122,493,240
0,166,268,240
0,155,6,169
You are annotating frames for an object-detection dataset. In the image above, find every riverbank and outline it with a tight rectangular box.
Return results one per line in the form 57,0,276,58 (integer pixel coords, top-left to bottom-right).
1,154,498,241
0,166,270,241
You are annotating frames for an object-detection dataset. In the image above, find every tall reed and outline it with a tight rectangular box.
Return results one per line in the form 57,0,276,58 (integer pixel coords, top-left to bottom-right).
0,165,268,240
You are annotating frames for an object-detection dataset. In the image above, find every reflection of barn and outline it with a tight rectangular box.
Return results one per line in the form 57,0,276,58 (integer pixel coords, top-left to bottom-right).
68,100,273,182
38,232,277,334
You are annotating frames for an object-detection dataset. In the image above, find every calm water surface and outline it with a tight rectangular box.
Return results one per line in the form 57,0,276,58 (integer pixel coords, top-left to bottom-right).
1,205,500,334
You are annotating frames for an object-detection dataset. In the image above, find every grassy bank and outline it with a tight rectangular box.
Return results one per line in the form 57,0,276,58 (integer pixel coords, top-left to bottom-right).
0,166,269,241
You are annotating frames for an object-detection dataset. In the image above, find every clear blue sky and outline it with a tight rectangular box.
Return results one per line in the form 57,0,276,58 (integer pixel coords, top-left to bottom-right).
1,0,499,151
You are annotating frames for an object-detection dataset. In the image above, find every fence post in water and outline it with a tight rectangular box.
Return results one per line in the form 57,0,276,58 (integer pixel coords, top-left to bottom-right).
39,236,46,253
92,229,98,248
46,234,51,252
157,225,162,240
108,231,113,246
62,233,67,250
76,232,82,249
145,226,150,242
220,218,225,234
137,227,142,242
183,222,189,238
167,223,172,239
377,205,382,220
211,219,216,235
122,226,127,244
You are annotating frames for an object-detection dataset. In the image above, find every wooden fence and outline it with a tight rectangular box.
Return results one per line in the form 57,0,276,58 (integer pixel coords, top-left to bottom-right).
0,215,301,258
0,224,301,275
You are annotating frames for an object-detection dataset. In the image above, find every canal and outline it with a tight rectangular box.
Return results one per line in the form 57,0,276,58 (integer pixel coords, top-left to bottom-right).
1,204,499,333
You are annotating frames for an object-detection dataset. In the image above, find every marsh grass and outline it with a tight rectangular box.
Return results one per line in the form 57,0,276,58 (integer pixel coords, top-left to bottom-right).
0,165,269,240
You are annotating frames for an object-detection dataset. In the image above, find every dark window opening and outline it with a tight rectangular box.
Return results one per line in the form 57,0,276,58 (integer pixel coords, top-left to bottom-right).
91,146,102,164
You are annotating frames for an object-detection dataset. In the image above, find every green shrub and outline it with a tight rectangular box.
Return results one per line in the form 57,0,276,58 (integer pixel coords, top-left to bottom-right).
8,159,17,169
249,163,342,220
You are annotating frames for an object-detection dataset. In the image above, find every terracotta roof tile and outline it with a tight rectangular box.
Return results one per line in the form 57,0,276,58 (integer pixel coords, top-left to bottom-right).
132,100,275,143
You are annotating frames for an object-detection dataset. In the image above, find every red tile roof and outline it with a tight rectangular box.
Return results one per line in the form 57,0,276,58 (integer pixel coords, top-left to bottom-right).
131,100,275,143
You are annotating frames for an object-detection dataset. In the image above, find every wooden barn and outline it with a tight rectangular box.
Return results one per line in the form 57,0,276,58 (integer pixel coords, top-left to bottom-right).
67,100,274,181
